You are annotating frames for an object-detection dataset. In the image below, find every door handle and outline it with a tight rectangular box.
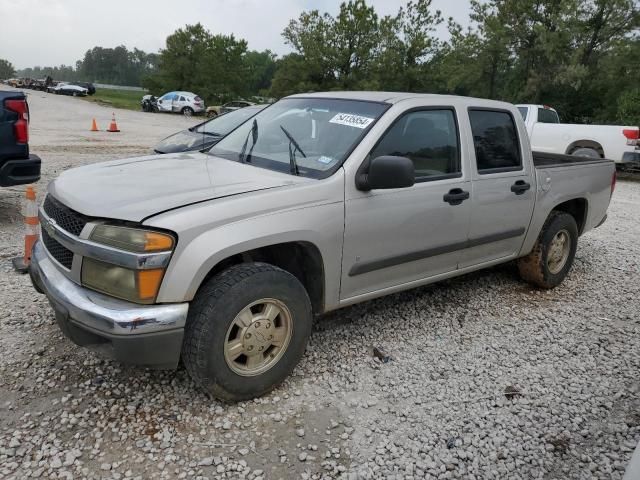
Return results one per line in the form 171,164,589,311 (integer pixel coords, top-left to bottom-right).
510,180,531,195
443,188,470,205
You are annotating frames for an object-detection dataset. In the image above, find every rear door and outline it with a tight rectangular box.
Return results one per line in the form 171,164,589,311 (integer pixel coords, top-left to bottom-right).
157,93,176,112
341,106,471,300
459,108,535,268
174,95,187,112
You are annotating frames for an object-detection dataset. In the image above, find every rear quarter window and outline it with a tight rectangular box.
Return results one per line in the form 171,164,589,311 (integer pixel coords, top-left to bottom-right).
469,109,522,174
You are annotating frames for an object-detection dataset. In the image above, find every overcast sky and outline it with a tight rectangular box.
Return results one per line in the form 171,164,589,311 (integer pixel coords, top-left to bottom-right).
0,0,472,70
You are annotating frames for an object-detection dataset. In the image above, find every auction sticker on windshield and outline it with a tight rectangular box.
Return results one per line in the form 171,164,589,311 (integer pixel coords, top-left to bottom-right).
329,113,374,129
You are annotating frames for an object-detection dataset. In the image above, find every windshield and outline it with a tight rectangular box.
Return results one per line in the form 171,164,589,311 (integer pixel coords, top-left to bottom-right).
209,98,388,178
195,106,265,136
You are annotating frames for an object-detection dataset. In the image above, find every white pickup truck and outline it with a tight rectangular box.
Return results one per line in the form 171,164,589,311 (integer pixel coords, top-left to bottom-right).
517,104,640,169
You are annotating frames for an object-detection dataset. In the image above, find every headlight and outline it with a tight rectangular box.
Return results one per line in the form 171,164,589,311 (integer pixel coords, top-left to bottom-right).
90,225,174,252
83,225,175,304
82,258,165,304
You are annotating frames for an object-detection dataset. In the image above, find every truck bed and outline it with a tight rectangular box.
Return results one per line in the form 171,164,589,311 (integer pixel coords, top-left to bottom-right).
532,151,614,169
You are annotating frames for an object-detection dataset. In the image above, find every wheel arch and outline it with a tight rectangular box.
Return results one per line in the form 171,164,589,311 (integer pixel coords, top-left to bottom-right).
551,197,588,235
565,140,604,157
195,241,326,315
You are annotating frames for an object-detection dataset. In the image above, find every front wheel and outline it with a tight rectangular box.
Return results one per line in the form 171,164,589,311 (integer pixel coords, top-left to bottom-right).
182,263,312,401
518,212,578,289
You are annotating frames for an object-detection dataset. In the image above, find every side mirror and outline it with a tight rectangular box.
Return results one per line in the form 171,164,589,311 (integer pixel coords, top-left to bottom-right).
356,156,415,191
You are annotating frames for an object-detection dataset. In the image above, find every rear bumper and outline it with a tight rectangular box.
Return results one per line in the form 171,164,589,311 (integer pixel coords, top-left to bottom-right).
29,241,188,369
0,154,41,187
621,151,640,166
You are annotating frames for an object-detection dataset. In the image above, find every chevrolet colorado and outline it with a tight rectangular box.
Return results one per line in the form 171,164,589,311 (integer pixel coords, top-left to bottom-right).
0,90,41,187
29,92,616,401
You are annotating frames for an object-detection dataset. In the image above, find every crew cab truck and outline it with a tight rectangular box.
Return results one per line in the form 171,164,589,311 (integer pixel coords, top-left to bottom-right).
29,92,615,401
0,91,40,187
517,104,640,169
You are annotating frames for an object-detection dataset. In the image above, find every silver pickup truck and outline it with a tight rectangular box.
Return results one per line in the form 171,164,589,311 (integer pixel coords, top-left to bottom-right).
29,92,616,401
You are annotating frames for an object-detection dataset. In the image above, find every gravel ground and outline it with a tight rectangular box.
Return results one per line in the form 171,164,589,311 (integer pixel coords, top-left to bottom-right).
1,87,639,479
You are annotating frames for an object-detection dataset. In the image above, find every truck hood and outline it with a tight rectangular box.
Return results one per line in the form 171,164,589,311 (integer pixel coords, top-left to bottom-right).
48,152,306,222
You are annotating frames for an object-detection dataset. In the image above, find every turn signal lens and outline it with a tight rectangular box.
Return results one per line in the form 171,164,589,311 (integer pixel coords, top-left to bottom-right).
137,269,165,301
144,232,174,251
90,225,175,253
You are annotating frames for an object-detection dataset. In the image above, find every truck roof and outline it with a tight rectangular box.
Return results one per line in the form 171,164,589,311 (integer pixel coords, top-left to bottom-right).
516,104,558,112
287,91,516,109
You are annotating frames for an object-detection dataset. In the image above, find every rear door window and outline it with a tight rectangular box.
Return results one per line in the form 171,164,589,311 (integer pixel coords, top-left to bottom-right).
469,109,522,174
370,109,460,180
537,108,560,123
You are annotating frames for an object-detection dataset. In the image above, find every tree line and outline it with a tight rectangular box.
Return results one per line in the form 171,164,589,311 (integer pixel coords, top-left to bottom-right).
4,0,639,124
12,46,158,87
271,0,639,125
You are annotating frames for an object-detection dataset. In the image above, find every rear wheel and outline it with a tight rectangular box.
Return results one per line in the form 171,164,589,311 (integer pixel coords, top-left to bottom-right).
182,263,313,401
182,107,194,117
518,212,578,289
570,147,601,158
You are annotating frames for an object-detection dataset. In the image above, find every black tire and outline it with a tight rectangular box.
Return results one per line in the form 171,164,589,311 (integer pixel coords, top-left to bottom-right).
182,107,194,117
182,262,313,402
570,147,601,158
207,111,217,118
518,212,578,289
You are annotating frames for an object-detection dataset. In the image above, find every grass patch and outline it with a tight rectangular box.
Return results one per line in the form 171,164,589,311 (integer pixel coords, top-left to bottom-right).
81,88,144,111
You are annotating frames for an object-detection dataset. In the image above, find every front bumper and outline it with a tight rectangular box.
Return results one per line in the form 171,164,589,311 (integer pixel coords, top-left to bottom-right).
29,241,188,369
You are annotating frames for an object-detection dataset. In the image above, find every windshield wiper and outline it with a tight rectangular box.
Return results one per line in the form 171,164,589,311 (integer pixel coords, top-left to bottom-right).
239,119,259,163
280,125,306,176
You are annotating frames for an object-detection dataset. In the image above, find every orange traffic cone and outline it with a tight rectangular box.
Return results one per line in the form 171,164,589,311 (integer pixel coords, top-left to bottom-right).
107,112,120,133
12,185,39,274
90,118,99,131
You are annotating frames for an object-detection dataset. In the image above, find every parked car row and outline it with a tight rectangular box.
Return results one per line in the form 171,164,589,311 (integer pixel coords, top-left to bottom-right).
47,82,92,97
1,78,95,96
141,90,262,118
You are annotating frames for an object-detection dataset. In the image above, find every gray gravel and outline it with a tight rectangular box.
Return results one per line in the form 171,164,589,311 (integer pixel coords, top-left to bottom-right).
1,87,639,479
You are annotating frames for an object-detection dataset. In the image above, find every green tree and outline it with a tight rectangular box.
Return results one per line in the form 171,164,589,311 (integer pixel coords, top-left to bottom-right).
617,88,640,126
145,23,269,103
0,59,15,79
278,0,445,95
374,0,444,91
244,50,277,95
154,23,214,93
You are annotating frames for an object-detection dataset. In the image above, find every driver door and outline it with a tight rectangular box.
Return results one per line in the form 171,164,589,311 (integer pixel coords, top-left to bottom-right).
341,107,471,300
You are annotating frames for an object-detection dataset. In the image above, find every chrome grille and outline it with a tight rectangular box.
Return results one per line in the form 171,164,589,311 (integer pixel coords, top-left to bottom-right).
43,195,89,236
41,228,74,269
